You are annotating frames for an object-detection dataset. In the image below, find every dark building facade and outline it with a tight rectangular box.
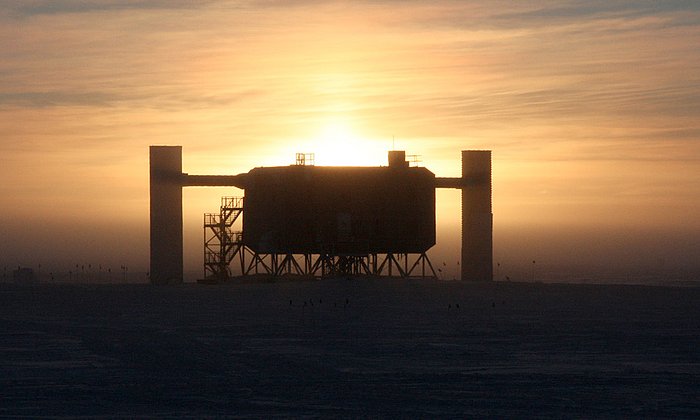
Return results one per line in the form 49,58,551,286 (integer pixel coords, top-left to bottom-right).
243,164,435,255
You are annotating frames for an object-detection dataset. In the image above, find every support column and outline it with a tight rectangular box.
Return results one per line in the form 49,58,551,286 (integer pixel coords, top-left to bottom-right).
461,150,493,281
149,146,183,284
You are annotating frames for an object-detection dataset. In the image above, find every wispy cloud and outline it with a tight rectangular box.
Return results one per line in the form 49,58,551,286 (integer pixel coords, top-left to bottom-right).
3,0,224,17
0,91,120,107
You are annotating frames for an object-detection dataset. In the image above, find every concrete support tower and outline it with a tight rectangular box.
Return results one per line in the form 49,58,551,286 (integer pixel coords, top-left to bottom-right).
149,146,183,284
461,150,493,281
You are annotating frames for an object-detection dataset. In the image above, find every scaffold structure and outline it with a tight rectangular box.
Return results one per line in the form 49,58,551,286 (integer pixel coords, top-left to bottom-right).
203,197,245,281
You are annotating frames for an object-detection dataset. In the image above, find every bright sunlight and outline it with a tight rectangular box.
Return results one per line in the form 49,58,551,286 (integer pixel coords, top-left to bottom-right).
310,118,388,166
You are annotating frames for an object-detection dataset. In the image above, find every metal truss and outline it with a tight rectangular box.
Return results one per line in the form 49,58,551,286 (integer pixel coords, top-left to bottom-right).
230,251,437,280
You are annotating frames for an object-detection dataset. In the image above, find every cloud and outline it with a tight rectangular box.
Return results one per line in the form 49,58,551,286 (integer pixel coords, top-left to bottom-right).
4,0,224,17
0,89,266,110
374,1,700,34
0,91,120,107
494,0,700,22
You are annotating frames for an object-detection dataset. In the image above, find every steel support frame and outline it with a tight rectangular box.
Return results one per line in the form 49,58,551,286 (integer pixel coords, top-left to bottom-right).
230,250,437,279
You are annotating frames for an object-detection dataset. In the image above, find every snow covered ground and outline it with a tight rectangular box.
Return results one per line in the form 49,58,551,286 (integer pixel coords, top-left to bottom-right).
1,279,698,417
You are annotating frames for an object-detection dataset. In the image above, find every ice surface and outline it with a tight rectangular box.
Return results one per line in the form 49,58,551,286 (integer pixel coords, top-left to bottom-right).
1,279,698,417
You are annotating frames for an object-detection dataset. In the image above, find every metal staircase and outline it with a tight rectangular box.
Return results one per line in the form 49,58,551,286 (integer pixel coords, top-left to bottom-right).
203,197,244,281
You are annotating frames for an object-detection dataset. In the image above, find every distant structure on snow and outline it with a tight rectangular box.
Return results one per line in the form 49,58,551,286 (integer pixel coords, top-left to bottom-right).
149,146,492,284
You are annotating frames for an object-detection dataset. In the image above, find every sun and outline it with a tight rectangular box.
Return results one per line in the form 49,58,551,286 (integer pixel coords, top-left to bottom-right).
311,119,386,166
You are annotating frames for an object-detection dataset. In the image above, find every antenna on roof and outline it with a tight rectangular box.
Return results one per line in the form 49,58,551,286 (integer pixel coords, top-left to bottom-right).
392,135,395,150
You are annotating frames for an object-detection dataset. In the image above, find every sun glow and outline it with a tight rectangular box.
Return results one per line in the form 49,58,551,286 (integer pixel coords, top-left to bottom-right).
310,119,387,166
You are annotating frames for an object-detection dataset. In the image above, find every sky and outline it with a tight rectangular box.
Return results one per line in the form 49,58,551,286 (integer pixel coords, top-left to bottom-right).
1,0,699,282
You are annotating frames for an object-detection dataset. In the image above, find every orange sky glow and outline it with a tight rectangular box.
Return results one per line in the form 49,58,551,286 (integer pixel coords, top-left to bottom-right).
1,1,699,282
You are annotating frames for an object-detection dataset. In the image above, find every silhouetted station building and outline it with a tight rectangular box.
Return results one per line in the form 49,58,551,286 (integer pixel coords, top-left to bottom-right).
149,146,492,284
